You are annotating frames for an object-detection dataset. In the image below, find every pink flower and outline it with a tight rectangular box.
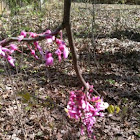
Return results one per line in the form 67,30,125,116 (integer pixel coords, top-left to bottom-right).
34,41,44,58
99,112,104,117
29,32,37,38
10,44,18,53
96,101,109,111
45,30,51,34
55,38,69,59
45,35,55,44
66,84,109,137
91,96,100,102
59,44,65,51
2,47,11,54
44,30,55,44
55,49,62,62
68,110,79,120
56,39,62,45
18,35,24,41
34,41,38,47
45,52,53,66
31,49,39,59
7,56,15,66
31,49,35,55
34,41,42,51
0,46,5,56
20,31,27,37
46,38,53,44
56,39,66,50
63,47,69,59
18,31,27,41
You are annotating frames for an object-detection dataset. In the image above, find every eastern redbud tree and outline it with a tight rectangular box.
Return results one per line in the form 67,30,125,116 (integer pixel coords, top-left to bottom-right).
0,0,109,138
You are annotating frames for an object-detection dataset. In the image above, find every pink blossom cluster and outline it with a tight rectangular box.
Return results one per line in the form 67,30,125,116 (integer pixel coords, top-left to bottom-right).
66,85,109,137
0,44,19,66
0,30,69,67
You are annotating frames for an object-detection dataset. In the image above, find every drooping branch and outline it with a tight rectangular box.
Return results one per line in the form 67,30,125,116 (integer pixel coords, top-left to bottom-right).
1,23,65,47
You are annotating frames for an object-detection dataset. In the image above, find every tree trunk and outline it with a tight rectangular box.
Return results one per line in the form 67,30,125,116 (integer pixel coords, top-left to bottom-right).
63,0,89,90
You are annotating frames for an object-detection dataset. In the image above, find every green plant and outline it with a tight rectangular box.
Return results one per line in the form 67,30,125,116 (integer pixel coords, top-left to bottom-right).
107,105,120,114
105,79,116,85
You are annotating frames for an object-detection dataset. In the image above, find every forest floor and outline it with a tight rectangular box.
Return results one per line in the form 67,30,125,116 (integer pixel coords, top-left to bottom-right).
0,2,140,140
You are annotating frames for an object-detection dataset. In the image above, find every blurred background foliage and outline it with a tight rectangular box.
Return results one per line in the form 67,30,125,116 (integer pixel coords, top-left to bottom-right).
72,0,140,4
0,0,139,40
2,0,47,15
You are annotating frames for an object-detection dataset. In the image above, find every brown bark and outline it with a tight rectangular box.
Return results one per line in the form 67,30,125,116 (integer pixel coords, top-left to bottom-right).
63,0,89,90
63,0,100,95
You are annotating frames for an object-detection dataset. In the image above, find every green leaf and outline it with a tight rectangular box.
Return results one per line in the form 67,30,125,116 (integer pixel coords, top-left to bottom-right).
22,99,28,103
107,105,121,114
21,65,28,70
22,93,31,101
107,105,115,114
0,105,2,109
136,132,140,138
15,62,19,67
0,69,4,73
25,106,31,111
106,79,116,85
115,106,120,113
19,92,31,103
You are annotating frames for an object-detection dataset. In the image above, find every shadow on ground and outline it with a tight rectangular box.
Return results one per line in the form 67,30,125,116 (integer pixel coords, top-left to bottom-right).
0,47,139,101
74,29,140,42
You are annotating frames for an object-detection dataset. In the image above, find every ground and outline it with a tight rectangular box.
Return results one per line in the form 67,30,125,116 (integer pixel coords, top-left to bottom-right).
0,1,140,140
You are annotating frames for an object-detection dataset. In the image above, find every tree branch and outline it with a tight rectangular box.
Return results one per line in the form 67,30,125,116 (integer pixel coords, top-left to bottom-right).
1,23,65,47
63,0,100,95
63,0,89,90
